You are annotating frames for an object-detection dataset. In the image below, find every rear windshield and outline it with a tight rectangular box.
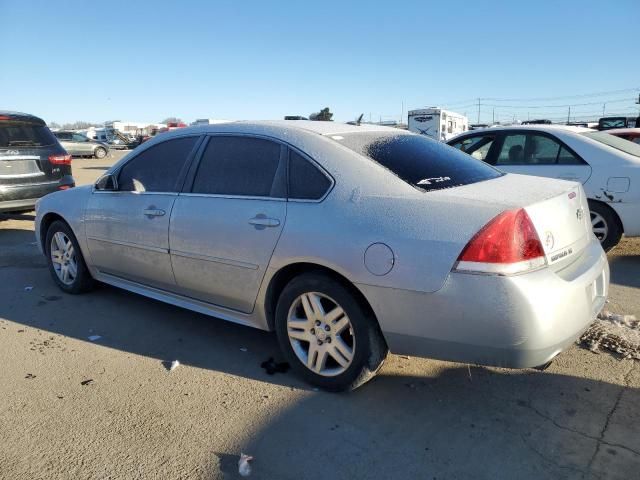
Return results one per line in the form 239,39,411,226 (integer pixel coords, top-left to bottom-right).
0,122,58,148
581,131,640,158
333,132,502,192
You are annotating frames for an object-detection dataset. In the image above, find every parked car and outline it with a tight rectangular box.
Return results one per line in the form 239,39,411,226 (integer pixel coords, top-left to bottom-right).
606,128,640,145
0,111,74,213
35,121,608,391
448,125,640,251
53,131,109,158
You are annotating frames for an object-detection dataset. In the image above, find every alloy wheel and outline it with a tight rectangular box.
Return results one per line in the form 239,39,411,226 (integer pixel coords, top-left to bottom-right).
50,231,77,285
591,211,608,243
287,292,355,377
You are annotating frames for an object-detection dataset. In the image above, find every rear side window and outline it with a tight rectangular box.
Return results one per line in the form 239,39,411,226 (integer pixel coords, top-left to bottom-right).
0,123,57,148
192,136,285,197
335,132,501,192
288,150,331,200
118,136,198,192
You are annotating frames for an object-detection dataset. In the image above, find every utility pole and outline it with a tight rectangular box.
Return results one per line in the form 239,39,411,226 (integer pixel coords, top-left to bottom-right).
492,108,495,124
567,106,571,124
477,98,481,124
602,103,606,117
401,101,404,124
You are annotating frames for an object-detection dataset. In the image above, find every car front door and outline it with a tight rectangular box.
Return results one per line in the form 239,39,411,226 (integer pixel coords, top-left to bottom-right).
169,135,287,313
490,131,592,183
85,135,201,289
72,133,93,155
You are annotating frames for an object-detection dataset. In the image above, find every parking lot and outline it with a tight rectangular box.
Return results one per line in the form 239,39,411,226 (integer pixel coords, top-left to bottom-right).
0,151,638,479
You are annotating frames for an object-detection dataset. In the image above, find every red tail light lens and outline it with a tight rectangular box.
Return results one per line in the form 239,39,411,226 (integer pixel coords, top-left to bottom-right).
48,154,72,165
455,208,545,274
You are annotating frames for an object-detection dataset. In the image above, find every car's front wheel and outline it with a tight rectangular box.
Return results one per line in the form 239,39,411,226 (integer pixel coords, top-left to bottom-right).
45,220,95,294
588,200,622,252
94,147,108,159
275,273,388,391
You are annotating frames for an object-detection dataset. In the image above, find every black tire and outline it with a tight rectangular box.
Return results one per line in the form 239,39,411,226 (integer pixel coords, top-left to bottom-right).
45,220,95,294
94,147,107,159
588,200,622,252
274,273,388,392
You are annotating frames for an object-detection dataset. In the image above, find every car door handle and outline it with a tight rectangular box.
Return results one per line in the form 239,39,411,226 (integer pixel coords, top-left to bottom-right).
249,216,280,227
143,208,166,217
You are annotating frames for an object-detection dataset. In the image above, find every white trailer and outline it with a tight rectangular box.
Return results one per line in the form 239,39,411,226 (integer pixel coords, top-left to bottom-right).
408,108,469,141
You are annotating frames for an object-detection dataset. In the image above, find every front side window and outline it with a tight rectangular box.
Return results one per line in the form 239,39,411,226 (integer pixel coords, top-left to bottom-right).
192,136,285,197
72,133,88,142
334,132,502,192
451,135,495,161
118,136,198,192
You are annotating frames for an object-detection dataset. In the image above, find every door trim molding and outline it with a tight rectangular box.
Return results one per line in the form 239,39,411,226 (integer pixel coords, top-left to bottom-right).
170,248,258,270
87,235,169,254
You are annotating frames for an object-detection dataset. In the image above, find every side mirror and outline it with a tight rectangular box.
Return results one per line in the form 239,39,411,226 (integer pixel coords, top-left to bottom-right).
95,173,117,191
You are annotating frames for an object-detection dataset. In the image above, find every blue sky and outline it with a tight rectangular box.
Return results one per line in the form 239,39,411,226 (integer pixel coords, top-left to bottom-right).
1,0,639,124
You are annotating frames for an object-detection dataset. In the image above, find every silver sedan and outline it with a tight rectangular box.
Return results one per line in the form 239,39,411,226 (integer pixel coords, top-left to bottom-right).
35,121,609,391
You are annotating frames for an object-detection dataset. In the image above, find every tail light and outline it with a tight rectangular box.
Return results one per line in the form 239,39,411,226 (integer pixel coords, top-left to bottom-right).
454,208,546,275
48,154,72,165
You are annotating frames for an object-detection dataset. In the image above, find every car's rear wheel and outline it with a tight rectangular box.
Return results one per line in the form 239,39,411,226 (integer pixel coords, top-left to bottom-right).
588,200,622,252
275,273,388,391
45,220,94,294
94,147,107,159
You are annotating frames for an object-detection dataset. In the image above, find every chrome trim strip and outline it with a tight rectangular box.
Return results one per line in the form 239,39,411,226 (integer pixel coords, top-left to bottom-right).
92,190,178,196
177,192,286,202
0,155,40,161
0,172,45,179
170,249,258,270
86,235,168,254
0,179,58,188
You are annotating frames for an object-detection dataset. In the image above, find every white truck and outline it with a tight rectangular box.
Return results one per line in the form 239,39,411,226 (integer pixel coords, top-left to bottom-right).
408,108,469,141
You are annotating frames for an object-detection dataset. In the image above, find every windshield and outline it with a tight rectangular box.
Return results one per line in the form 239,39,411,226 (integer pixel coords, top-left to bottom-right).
333,132,502,192
582,131,640,158
0,122,57,148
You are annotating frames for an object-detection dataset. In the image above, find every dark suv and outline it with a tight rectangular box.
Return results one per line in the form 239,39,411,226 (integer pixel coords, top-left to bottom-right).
0,111,75,213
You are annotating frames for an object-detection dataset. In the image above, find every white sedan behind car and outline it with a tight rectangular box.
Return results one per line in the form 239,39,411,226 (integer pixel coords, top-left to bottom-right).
448,125,640,250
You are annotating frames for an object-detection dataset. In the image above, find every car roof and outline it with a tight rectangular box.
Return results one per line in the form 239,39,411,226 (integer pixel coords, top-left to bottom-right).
0,110,46,125
165,120,402,138
605,128,640,135
465,124,593,135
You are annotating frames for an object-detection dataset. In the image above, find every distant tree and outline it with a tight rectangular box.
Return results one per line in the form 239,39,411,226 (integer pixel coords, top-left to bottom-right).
161,117,182,124
309,107,333,121
61,121,99,130
49,121,61,129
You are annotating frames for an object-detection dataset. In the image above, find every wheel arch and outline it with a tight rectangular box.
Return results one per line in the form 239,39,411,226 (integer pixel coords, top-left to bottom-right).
39,212,69,251
264,262,380,333
587,198,624,233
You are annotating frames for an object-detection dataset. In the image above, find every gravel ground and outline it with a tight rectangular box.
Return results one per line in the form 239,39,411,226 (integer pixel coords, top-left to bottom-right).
0,152,638,479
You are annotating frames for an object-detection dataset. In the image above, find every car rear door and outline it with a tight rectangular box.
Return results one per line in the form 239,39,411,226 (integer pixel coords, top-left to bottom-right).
169,135,287,313
72,133,94,155
84,135,202,290
490,130,592,183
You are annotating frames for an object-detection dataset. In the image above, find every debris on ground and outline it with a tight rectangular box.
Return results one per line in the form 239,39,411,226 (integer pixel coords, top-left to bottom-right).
580,310,640,360
80,379,94,386
87,335,102,342
260,357,290,375
169,360,180,372
25,373,36,379
24,286,33,292
238,453,253,477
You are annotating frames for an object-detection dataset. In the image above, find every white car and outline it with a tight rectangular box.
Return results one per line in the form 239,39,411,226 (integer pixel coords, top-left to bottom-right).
448,125,640,250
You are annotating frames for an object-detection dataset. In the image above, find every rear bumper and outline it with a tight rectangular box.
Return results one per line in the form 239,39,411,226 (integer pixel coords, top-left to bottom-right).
357,236,609,368
0,176,75,212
